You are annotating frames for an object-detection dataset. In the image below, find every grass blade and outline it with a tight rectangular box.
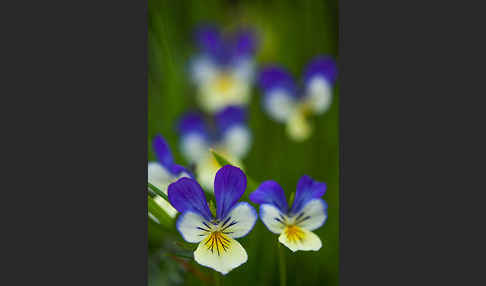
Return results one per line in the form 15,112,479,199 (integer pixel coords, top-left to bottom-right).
148,195,174,230
148,182,169,201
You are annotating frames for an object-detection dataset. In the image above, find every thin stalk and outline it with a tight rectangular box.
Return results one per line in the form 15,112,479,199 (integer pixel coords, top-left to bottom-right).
278,242,287,286
148,182,169,201
213,270,222,286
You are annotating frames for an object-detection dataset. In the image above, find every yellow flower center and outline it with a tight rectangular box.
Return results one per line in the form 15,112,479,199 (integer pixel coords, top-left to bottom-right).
284,225,305,243
203,231,231,256
214,74,235,95
297,101,313,116
287,109,311,141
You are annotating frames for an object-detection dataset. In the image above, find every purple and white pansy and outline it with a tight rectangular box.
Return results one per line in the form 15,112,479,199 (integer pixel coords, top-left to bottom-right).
250,175,328,252
177,106,252,191
148,135,192,218
189,25,259,113
302,56,338,114
168,165,257,275
259,56,337,141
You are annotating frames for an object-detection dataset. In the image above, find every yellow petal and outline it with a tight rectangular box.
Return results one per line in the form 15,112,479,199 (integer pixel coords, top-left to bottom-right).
286,110,312,141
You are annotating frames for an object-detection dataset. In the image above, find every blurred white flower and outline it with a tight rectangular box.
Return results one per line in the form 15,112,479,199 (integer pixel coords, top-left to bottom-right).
259,56,337,141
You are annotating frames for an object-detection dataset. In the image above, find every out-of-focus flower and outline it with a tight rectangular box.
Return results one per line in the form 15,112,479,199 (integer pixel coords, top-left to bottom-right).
189,25,259,113
259,56,337,141
215,106,252,158
169,165,257,275
177,106,251,191
250,175,328,252
148,135,192,218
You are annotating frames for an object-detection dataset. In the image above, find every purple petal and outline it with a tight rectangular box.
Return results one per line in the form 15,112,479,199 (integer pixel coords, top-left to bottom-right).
177,112,209,139
249,180,288,213
234,28,258,58
168,177,213,220
152,135,178,172
259,66,297,96
303,56,338,85
152,135,192,177
171,164,195,179
214,165,247,219
194,25,223,56
290,175,327,214
194,25,233,65
215,106,247,134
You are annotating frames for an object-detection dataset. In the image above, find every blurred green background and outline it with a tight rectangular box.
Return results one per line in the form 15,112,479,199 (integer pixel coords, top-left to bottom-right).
148,0,338,285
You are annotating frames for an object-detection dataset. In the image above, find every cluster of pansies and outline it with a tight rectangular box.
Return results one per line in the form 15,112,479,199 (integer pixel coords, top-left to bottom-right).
170,164,328,274
148,137,329,275
148,23,336,277
169,25,259,196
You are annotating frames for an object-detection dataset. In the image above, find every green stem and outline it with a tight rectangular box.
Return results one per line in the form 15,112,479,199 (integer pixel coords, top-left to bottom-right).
278,242,287,286
213,270,222,286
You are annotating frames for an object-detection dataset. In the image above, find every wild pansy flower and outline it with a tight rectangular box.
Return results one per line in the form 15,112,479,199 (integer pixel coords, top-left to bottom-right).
190,25,258,113
259,56,337,141
177,106,251,191
168,165,257,275
148,135,192,218
249,175,328,252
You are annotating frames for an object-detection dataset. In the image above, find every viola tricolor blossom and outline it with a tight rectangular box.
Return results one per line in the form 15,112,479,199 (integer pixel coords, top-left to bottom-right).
259,56,337,141
148,135,192,218
177,106,251,191
250,175,327,252
189,25,258,113
168,165,257,275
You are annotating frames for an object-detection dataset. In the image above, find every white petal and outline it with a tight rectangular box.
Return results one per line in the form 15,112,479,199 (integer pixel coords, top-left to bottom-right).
292,199,327,231
305,76,332,114
198,73,251,113
176,211,212,243
194,233,248,275
221,126,252,158
264,89,297,123
259,204,286,234
181,133,210,164
195,154,219,191
147,162,173,192
286,109,311,141
191,56,218,85
278,227,322,252
232,58,255,83
221,202,257,239
153,196,178,218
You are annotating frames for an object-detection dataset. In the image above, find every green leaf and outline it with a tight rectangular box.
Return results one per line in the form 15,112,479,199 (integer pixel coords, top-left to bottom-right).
175,241,197,251
148,182,169,201
210,148,233,167
288,192,295,206
147,195,174,230
208,200,217,217
163,250,193,260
